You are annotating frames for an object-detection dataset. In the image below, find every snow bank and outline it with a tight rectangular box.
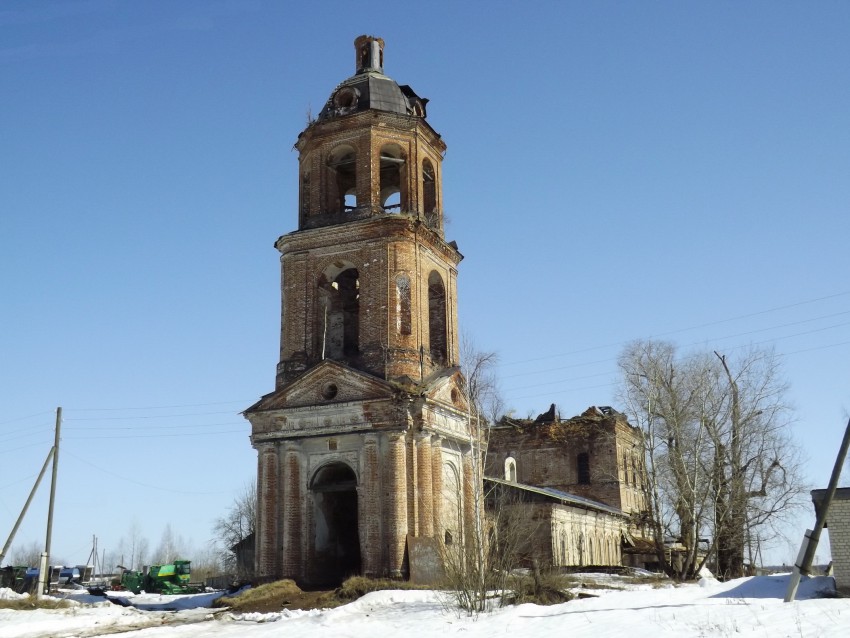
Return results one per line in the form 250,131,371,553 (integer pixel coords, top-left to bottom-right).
0,574,845,638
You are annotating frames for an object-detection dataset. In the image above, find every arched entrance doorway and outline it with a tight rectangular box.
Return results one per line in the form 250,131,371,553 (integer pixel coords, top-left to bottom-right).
310,462,361,584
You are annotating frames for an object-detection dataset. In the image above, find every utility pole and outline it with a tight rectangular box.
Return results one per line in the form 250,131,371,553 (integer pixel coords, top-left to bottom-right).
785,415,850,602
37,407,62,598
0,448,54,563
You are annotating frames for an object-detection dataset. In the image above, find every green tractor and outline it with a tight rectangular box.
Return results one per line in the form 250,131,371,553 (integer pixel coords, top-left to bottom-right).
120,560,200,594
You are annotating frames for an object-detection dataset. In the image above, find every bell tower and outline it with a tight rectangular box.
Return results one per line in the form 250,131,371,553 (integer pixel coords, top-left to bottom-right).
276,34,459,388
245,37,477,585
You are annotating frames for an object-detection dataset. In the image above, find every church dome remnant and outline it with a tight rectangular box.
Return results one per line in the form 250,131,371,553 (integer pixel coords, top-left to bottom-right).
316,35,428,122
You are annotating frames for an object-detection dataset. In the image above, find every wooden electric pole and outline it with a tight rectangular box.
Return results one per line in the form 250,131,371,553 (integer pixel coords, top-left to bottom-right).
785,415,850,602
37,407,61,597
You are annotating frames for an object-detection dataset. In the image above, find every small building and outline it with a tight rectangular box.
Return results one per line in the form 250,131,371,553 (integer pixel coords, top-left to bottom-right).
811,487,850,592
485,405,654,569
485,477,628,567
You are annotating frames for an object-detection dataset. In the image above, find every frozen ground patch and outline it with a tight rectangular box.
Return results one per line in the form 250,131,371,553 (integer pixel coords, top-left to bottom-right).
0,574,846,638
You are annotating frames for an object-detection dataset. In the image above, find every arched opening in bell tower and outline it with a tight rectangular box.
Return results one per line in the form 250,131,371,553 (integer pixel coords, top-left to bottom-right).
327,145,358,214
428,270,447,364
379,143,406,212
318,266,360,363
422,158,437,226
310,462,361,584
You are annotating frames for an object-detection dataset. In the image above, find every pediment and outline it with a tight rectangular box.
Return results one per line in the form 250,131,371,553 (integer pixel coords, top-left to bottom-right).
419,367,469,412
246,360,394,412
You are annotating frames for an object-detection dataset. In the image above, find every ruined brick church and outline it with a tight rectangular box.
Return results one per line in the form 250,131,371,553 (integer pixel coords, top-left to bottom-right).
245,36,475,584
245,36,651,584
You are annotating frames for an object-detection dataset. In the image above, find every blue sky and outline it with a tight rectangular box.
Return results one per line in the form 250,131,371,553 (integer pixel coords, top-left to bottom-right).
2,1,848,568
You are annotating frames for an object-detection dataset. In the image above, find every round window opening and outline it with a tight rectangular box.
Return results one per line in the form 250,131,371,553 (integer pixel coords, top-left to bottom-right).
322,383,339,400
334,88,359,109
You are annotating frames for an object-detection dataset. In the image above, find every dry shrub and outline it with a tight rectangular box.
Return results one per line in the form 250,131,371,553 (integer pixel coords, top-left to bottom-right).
505,568,573,606
212,578,303,611
335,575,429,602
0,597,74,610
213,575,428,612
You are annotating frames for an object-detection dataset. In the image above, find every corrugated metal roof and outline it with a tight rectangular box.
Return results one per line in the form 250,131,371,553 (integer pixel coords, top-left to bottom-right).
485,477,626,517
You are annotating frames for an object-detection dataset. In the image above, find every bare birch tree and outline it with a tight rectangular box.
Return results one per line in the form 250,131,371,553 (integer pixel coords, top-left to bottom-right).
618,340,804,580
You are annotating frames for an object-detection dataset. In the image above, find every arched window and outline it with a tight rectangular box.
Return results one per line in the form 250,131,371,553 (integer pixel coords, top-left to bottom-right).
380,143,405,212
396,274,411,335
428,271,447,364
504,456,517,482
319,267,360,362
327,145,357,214
577,452,590,485
422,158,436,224
442,461,462,545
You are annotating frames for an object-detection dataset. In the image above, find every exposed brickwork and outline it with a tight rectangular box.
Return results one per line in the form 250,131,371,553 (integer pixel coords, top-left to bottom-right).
243,37,482,584
359,434,381,576
406,432,417,537
813,488,850,592
485,406,653,567
281,443,301,577
275,218,461,388
417,432,434,537
386,432,408,577
431,436,443,537
486,407,648,518
829,497,850,591
462,451,476,548
257,444,279,577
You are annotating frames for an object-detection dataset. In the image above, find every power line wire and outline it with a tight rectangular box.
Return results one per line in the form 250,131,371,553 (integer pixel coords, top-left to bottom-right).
65,410,239,421
500,291,850,367
68,399,252,411
66,420,246,431
502,337,850,404
0,410,55,426
499,314,850,383
63,450,231,496
63,428,246,441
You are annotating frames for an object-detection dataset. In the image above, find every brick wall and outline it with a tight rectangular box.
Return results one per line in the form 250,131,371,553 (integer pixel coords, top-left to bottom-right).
815,489,850,592
486,409,647,516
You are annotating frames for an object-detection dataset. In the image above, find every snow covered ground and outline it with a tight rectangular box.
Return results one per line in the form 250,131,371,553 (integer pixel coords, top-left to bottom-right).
1,573,846,638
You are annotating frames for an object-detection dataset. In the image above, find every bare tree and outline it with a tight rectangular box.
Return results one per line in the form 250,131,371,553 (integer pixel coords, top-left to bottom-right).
711,348,804,578
152,524,185,564
213,481,257,577
618,340,805,580
441,480,545,613
189,544,222,583
460,335,503,426
124,519,149,570
441,335,515,614
618,340,713,578
8,540,44,567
